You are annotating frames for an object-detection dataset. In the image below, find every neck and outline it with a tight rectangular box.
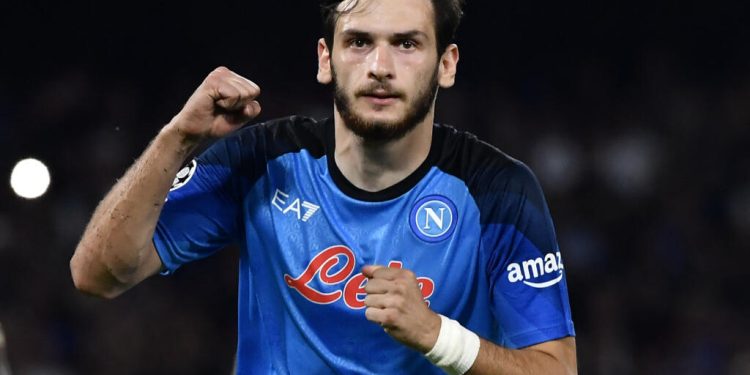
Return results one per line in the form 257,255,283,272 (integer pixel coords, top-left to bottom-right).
333,110,434,192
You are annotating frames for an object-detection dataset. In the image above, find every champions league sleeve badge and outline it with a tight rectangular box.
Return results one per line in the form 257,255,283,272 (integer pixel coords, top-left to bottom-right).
170,159,197,191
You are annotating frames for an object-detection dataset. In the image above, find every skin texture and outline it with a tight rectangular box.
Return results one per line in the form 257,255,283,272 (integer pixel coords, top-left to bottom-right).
69,67,262,298
326,0,442,142
70,0,577,372
316,0,458,192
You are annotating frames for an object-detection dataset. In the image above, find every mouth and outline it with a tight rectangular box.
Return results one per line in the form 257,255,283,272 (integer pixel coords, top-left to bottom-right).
359,90,402,106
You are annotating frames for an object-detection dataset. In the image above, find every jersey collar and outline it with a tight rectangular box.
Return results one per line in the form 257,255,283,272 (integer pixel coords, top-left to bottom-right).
324,117,444,202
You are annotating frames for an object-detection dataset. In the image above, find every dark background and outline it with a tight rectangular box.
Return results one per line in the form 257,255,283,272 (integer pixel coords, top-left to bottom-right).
1,1,750,374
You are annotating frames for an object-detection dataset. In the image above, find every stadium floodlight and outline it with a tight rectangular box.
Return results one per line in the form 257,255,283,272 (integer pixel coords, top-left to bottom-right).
0,322,10,375
10,158,50,199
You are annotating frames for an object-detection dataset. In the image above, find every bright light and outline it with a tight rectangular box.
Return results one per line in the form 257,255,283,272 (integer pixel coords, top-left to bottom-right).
10,158,51,199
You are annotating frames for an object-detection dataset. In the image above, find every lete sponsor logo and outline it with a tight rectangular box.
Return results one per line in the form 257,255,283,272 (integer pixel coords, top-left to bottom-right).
284,245,435,309
506,252,565,288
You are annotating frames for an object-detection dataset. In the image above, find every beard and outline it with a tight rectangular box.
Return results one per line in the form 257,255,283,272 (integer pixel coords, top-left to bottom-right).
332,65,439,142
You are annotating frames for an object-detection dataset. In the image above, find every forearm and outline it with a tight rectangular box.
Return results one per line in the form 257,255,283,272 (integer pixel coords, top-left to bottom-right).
421,315,575,375
70,121,200,297
466,337,576,375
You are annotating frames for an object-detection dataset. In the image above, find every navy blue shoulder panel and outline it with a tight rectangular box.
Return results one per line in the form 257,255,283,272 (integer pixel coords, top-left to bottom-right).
198,117,551,239
433,124,549,223
432,124,557,254
195,115,326,188
431,126,574,348
237,115,327,160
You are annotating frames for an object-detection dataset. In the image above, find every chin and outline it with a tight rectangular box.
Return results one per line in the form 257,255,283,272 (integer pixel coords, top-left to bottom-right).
358,105,408,122
344,116,417,142
360,113,403,127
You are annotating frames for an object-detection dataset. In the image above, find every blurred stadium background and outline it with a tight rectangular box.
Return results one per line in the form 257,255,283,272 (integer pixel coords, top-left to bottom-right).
1,1,749,374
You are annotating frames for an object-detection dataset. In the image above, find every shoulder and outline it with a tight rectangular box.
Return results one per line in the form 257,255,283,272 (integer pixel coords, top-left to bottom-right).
199,115,328,165
234,115,327,157
433,124,541,198
433,124,551,227
237,115,324,138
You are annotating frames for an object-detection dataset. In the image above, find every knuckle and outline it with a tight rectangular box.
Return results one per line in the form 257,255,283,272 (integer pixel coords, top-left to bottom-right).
383,295,397,308
394,282,407,295
208,70,224,81
238,87,254,100
393,295,405,307
384,310,398,325
365,307,379,322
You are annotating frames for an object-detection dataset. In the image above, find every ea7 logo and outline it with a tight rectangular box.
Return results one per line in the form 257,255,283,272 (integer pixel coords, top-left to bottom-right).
507,252,565,289
271,189,320,222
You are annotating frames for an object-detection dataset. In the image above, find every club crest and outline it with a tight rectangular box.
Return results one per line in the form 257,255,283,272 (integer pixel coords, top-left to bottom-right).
410,195,457,242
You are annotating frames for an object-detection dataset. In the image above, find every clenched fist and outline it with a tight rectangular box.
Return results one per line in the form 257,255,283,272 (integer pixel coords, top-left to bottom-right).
362,265,442,353
170,66,261,141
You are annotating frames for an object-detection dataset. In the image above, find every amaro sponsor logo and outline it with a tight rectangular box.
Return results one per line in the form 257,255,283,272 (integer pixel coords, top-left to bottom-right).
506,252,564,288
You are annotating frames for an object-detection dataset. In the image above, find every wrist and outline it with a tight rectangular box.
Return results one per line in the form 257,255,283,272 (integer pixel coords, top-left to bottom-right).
414,312,443,353
161,119,205,154
424,315,481,375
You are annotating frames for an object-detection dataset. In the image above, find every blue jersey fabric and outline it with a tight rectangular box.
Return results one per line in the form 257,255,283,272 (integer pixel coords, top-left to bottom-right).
153,116,575,374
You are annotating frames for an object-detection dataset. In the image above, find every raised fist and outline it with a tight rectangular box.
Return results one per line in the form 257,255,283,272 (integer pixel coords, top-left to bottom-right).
171,66,261,140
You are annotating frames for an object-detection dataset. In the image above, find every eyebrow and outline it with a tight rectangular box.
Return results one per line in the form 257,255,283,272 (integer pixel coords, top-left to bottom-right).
393,30,429,40
340,29,429,40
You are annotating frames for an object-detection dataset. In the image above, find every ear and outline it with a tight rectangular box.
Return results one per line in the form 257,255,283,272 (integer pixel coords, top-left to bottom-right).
438,44,459,88
317,38,332,84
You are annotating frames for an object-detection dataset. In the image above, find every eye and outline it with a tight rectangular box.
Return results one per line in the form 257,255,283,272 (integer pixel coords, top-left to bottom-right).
349,38,369,48
399,40,417,50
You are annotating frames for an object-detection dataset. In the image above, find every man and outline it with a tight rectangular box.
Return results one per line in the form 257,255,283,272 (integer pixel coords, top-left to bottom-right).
71,0,577,373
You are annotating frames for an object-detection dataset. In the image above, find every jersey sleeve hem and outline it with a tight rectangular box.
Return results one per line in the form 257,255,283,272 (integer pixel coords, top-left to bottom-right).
506,320,576,349
152,223,180,276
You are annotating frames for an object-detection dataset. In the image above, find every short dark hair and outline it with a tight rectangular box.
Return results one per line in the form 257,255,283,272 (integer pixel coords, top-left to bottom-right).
320,0,464,55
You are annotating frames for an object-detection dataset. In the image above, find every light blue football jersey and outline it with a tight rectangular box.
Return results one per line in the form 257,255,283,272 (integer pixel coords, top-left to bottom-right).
153,116,575,374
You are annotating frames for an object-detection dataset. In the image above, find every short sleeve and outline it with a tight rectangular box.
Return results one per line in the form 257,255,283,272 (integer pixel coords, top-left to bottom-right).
153,136,244,275
480,161,575,349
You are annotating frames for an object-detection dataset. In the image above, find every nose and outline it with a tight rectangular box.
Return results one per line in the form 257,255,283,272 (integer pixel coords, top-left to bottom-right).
367,44,394,81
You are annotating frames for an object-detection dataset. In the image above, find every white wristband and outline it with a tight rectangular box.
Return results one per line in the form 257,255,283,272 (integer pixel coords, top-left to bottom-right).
425,314,481,375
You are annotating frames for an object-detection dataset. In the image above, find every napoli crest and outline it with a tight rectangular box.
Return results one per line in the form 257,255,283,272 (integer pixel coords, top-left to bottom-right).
409,195,457,242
